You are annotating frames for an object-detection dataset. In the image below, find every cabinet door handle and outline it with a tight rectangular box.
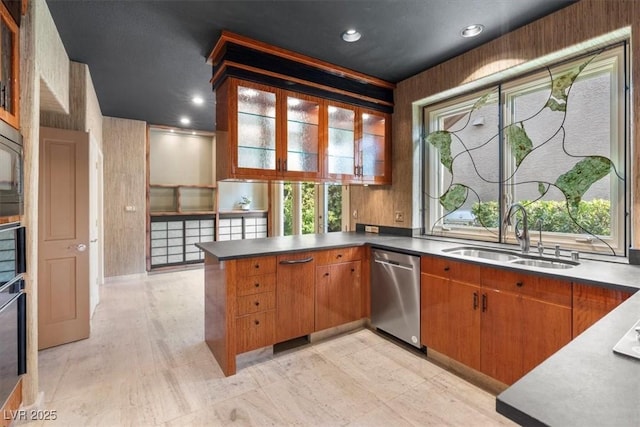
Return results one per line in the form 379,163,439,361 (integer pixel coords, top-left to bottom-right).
482,293,487,312
323,272,329,277
473,292,478,310
254,264,260,269
276,158,281,171
254,301,260,306
443,266,450,271
283,159,287,172
279,257,313,265
254,320,260,325
254,282,260,288
336,254,343,259
516,281,524,287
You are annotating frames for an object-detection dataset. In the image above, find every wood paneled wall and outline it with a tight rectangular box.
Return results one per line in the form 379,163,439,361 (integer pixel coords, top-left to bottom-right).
103,117,147,277
352,0,640,246
35,0,68,114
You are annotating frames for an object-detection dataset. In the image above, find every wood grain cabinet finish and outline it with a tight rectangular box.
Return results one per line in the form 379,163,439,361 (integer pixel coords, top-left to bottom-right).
215,77,391,184
316,260,362,331
234,256,277,354
572,283,633,338
420,255,572,385
275,252,316,342
0,2,18,130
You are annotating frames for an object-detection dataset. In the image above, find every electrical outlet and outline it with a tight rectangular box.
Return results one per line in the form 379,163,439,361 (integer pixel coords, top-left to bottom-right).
365,225,379,233
395,211,404,222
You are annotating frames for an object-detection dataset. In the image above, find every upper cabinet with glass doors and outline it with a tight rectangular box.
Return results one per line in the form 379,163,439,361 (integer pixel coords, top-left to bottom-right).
210,32,394,184
0,2,18,130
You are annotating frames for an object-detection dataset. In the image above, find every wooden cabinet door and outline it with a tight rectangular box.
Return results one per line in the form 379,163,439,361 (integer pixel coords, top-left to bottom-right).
276,252,316,342
573,283,633,338
448,280,481,371
316,261,361,331
420,273,450,354
521,296,571,374
480,289,523,385
359,110,391,184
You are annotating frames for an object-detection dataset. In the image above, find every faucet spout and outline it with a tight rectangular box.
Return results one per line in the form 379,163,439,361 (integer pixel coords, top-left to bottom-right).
505,203,530,254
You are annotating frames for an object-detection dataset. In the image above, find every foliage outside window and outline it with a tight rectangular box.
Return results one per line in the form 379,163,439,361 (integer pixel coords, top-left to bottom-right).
423,45,627,256
281,182,346,236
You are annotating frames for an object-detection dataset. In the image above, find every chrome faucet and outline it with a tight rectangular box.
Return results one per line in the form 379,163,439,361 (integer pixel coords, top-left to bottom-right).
536,219,544,256
504,203,530,254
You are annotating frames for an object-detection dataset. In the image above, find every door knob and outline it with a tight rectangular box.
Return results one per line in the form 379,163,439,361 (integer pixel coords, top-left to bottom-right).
69,243,87,252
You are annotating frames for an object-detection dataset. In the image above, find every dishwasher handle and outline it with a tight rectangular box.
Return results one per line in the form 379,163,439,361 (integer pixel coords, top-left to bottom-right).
279,257,314,265
373,258,415,271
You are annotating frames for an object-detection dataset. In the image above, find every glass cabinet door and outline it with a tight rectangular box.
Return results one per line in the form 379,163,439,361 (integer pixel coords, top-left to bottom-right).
236,85,277,171
286,95,319,174
327,105,356,178
360,112,387,180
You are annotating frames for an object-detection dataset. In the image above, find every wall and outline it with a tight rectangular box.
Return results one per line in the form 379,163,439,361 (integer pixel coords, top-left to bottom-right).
217,181,268,211
103,117,147,277
351,0,640,246
35,0,68,114
149,129,214,185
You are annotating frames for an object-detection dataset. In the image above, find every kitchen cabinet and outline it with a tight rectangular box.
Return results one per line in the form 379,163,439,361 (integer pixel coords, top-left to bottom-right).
315,247,363,331
421,257,481,370
325,102,391,184
421,256,571,385
572,283,633,337
234,256,276,354
275,252,316,342
0,2,18,130
149,216,214,268
216,77,391,184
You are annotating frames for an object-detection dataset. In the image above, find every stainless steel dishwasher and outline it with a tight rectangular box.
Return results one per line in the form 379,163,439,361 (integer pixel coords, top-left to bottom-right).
370,248,421,348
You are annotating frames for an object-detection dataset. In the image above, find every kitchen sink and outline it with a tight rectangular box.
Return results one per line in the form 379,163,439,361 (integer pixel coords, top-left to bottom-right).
443,246,578,269
510,258,576,269
443,247,520,262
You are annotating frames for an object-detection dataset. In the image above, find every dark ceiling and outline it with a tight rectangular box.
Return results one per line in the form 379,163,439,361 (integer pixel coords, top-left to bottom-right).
46,0,576,132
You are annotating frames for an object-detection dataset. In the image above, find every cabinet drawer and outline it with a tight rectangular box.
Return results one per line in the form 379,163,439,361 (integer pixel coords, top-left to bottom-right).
236,274,276,296
421,256,481,283
481,268,571,307
237,292,276,316
315,247,362,265
236,256,276,277
235,310,275,354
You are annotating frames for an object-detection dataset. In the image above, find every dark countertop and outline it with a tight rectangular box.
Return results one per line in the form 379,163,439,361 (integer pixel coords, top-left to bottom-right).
496,292,640,426
199,231,640,425
198,232,640,292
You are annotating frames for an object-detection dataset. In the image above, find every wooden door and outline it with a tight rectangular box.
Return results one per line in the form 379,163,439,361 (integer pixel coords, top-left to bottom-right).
420,273,450,353
480,289,523,385
38,127,90,349
448,279,481,371
316,261,361,331
276,252,315,342
521,296,571,375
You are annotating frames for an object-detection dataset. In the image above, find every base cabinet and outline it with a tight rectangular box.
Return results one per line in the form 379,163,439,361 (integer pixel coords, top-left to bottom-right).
421,255,572,385
572,283,633,337
275,252,316,342
316,260,362,331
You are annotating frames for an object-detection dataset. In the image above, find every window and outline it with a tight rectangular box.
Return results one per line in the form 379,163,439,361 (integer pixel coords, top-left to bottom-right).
275,182,349,236
423,45,627,256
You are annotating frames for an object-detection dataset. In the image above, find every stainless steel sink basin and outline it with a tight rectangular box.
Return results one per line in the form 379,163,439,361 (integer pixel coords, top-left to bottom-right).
443,246,578,269
443,247,520,262
510,258,577,269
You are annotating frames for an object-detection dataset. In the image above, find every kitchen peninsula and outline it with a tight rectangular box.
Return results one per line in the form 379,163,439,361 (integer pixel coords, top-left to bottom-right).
197,231,640,425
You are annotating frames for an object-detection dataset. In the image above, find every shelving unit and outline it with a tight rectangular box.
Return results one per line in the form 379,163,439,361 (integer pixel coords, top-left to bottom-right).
149,184,216,215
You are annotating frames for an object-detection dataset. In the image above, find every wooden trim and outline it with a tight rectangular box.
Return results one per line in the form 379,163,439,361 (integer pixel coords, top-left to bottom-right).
216,61,394,108
148,124,215,137
145,124,151,272
209,30,395,89
0,215,20,225
1,378,21,427
0,1,19,130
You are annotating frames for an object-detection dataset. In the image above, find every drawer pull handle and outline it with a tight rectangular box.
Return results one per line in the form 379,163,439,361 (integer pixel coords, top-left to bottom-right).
254,320,260,325
279,257,314,265
254,264,260,269
254,301,260,306
254,283,260,288
324,272,329,277
482,293,487,312
444,266,450,271
351,268,355,272
337,254,343,258
516,281,524,287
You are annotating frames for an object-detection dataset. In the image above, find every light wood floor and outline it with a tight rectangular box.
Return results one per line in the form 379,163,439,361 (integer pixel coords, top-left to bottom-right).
23,268,515,426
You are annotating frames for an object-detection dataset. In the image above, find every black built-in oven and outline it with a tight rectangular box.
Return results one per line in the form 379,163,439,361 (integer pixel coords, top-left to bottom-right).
0,223,26,406
0,119,23,220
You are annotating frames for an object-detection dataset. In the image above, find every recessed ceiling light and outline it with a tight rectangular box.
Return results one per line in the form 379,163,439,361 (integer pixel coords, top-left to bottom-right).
192,131,196,135
170,129,175,133
180,117,190,125
192,96,204,105
461,24,484,38
341,29,361,42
